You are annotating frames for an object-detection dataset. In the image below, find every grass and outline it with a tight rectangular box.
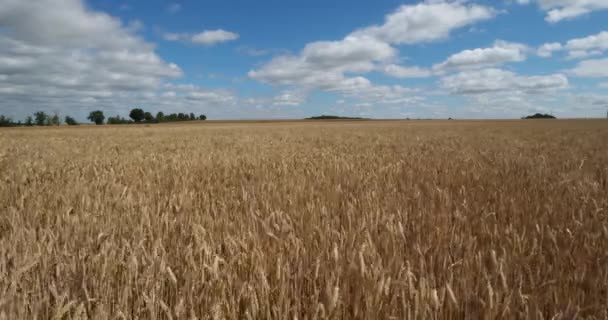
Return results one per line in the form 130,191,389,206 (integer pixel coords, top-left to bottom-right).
1,119,607,319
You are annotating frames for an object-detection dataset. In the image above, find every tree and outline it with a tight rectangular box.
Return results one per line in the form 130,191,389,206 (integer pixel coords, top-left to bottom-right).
144,112,155,122
88,110,105,125
65,116,78,125
156,112,165,122
523,113,556,119
34,111,48,126
129,108,145,122
199,114,207,120
25,116,34,126
0,115,13,127
189,113,196,121
48,114,61,126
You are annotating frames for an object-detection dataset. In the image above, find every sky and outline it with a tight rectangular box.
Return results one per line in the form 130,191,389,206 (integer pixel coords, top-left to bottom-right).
0,0,608,120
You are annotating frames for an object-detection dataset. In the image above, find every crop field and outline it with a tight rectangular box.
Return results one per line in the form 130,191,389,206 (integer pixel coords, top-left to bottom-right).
1,119,607,319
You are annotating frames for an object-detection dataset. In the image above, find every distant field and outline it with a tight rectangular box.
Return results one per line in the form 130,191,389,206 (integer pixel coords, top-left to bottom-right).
1,120,607,319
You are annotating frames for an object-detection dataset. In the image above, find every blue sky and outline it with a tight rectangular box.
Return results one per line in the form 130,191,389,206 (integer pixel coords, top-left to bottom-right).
1,0,607,120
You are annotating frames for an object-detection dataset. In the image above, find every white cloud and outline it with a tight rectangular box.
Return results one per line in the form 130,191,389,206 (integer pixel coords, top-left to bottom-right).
272,90,307,106
301,36,396,72
537,42,562,57
0,0,182,117
187,90,237,105
566,49,603,59
434,40,528,71
249,35,396,88
192,30,239,46
167,3,182,14
565,31,608,58
383,64,431,78
250,1,495,105
440,68,569,94
568,58,608,77
157,84,237,107
519,0,608,22
459,90,608,118
352,1,495,44
537,31,608,59
165,29,239,46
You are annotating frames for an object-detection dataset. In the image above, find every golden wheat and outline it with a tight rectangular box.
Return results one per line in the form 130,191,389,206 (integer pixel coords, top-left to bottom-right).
1,119,607,319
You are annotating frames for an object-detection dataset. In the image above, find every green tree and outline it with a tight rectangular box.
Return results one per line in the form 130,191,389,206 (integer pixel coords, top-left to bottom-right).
199,114,207,121
48,114,61,126
156,112,165,122
0,115,13,127
65,116,78,125
34,111,48,126
25,116,34,126
87,110,105,125
129,108,145,122
523,113,556,119
144,112,155,122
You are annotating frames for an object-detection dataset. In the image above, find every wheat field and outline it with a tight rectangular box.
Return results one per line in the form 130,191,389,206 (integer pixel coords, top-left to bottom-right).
1,120,607,319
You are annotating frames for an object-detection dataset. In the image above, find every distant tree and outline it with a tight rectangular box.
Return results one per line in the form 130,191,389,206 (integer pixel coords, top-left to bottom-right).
87,110,105,125
129,108,145,122
48,114,61,126
0,115,13,127
65,116,78,126
25,116,34,126
156,112,165,122
107,115,133,125
199,114,207,120
523,113,556,119
166,113,177,122
34,111,48,126
144,111,155,123
107,116,121,125
189,113,196,121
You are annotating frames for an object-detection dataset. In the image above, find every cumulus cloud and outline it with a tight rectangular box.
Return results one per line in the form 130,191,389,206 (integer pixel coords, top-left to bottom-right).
537,31,608,59
433,40,528,71
192,30,239,46
250,1,494,104
564,31,608,58
0,0,183,117
536,42,562,57
249,37,420,103
518,0,608,22
351,1,495,44
568,58,608,77
164,29,239,46
383,64,432,78
440,68,569,94
248,36,396,90
272,90,307,106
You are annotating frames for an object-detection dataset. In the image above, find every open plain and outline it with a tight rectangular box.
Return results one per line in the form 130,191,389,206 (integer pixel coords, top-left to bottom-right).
1,119,607,319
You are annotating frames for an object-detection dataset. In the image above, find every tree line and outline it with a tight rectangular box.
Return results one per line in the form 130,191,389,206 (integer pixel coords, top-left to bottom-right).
0,108,207,127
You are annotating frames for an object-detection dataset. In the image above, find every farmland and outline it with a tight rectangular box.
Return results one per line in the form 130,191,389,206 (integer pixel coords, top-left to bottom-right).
1,119,607,319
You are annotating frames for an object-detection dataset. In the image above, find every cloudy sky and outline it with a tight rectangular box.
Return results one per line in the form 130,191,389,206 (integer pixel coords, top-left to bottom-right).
1,0,607,120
